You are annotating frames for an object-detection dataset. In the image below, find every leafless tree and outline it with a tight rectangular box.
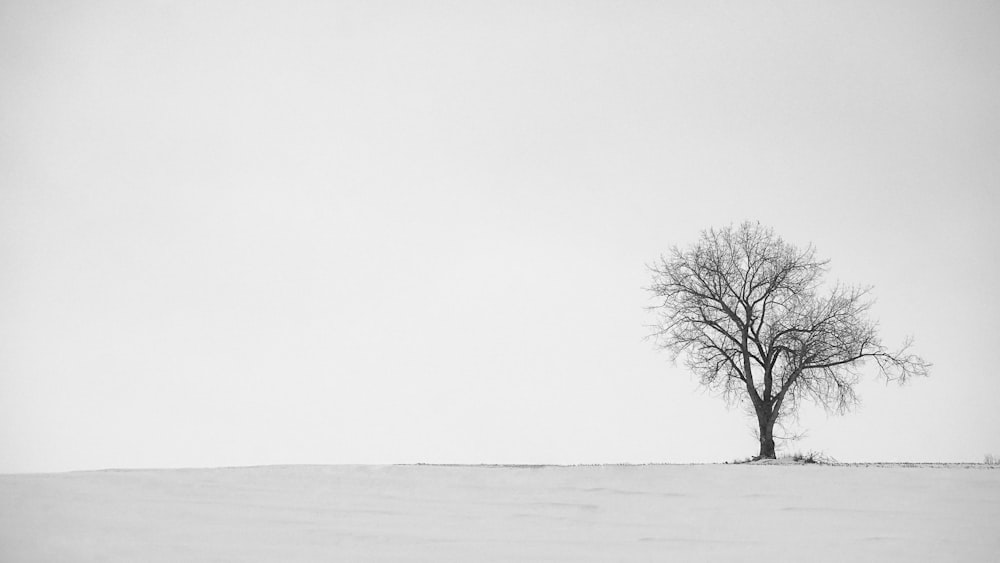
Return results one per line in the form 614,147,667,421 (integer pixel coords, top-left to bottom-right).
647,222,929,459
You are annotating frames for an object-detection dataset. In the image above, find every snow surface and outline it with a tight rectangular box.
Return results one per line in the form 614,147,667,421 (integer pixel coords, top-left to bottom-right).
1,464,997,561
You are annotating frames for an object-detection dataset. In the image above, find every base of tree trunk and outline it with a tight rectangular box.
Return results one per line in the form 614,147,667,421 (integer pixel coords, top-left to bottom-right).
758,428,777,459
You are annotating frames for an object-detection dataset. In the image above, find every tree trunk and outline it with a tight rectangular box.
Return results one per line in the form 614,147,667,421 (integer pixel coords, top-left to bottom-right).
757,413,776,459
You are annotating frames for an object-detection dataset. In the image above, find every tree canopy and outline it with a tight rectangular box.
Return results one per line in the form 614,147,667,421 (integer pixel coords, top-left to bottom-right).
647,222,929,458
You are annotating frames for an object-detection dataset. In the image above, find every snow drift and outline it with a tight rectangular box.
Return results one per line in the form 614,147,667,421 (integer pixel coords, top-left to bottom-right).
1,464,997,561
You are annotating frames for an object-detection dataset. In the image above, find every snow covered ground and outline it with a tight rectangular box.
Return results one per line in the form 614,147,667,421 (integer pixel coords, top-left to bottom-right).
1,463,997,561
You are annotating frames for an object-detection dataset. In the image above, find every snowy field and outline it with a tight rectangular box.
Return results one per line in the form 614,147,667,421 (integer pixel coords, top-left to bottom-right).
1,463,997,562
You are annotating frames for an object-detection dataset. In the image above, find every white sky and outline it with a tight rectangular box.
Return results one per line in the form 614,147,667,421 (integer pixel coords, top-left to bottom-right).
1,1,998,473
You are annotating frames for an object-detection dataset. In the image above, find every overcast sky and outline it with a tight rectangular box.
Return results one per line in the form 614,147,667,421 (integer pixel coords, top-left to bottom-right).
2,1,998,473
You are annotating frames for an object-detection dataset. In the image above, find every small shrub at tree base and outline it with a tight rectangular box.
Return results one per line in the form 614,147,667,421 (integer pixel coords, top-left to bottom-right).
791,451,836,464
